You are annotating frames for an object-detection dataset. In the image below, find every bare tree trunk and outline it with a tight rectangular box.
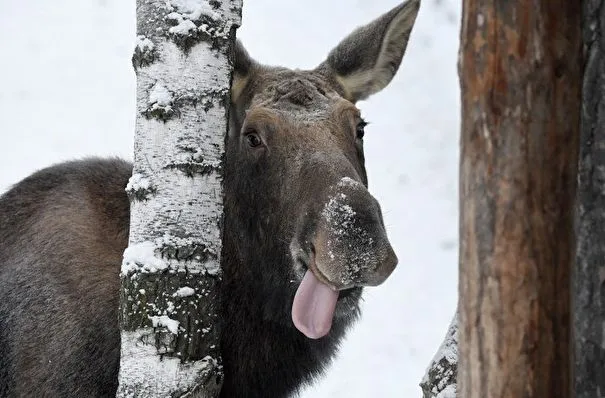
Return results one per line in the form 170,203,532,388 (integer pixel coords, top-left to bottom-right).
576,1,605,396
457,0,581,397
116,1,241,396
422,2,605,397
420,0,582,396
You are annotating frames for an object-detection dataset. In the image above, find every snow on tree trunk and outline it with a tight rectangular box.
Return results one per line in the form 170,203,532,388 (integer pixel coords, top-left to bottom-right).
421,0,581,397
116,1,241,397
419,312,458,398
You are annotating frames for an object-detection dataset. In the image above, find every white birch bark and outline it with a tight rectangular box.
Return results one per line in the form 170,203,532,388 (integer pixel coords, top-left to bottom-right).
117,1,242,396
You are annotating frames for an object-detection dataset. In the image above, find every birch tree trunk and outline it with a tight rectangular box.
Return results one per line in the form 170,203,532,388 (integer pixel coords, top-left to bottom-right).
421,1,582,397
117,1,242,396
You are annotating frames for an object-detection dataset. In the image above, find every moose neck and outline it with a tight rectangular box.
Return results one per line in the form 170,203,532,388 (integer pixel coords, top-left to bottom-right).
221,189,296,316
219,186,356,397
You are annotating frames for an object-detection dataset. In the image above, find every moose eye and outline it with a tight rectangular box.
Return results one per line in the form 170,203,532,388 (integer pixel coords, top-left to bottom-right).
356,120,368,140
246,132,263,148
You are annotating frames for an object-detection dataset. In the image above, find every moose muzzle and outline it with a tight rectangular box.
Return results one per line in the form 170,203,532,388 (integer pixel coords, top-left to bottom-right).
292,177,398,339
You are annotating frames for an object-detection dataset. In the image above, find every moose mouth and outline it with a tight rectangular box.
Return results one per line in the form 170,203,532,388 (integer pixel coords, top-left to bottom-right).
291,253,359,339
299,252,334,288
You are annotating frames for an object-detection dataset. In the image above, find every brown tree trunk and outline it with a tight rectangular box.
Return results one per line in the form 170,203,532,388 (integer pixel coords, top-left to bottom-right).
457,1,582,397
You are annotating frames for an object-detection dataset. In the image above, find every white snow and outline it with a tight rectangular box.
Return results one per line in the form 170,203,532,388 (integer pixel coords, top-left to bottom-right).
122,235,220,275
166,12,184,23
421,313,458,394
135,35,155,52
175,287,196,297
150,315,180,334
0,0,460,396
126,173,152,192
337,176,363,189
436,385,457,398
148,82,173,108
170,0,220,22
322,193,356,234
169,19,197,36
122,241,168,273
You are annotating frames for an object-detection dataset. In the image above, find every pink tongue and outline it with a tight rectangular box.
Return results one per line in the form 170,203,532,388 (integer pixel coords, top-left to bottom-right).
292,269,339,339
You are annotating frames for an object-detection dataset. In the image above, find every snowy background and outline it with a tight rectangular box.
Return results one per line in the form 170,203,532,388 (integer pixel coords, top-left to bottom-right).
0,0,460,396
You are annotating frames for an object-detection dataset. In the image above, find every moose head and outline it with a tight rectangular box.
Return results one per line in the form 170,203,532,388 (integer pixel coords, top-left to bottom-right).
222,0,420,340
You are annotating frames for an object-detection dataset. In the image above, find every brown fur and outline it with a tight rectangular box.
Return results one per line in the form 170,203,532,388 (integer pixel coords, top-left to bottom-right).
0,2,420,397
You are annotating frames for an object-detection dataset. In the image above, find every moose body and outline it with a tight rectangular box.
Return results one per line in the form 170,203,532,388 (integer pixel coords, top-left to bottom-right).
0,2,420,397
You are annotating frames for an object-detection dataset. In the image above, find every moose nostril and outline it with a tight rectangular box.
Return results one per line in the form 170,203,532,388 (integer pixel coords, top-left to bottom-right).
385,245,399,271
383,245,398,274
369,243,398,286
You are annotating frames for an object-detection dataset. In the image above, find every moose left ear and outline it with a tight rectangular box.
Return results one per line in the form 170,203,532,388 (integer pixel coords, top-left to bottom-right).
317,0,421,103
231,40,256,103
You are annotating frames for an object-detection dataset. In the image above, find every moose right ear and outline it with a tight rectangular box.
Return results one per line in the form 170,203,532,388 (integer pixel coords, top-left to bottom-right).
232,40,255,102
317,0,420,103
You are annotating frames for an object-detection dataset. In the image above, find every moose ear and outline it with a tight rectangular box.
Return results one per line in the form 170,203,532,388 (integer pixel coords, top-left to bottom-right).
318,0,420,103
232,40,255,102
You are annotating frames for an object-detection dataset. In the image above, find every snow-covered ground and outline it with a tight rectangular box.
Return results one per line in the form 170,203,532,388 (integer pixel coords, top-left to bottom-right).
0,0,460,396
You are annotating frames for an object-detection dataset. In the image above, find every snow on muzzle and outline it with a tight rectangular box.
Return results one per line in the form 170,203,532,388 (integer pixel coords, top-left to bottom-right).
292,177,397,339
312,178,398,289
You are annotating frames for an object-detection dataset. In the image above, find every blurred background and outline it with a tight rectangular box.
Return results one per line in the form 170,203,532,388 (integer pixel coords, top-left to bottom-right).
0,0,460,396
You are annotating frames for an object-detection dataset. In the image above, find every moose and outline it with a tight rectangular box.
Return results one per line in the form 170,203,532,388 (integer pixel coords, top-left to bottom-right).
0,1,420,397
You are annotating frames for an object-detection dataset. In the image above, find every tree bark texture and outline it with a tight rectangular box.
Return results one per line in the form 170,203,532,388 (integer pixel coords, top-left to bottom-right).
576,1,605,396
458,1,582,397
117,1,241,397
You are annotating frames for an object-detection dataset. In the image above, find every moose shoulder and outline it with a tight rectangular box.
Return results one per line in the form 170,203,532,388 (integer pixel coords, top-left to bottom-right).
0,1,420,397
